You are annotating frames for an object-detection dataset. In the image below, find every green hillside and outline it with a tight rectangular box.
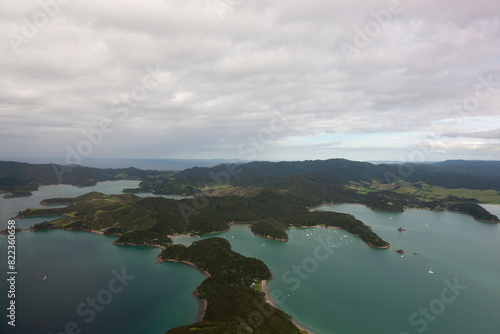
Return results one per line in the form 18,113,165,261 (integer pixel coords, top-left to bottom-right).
160,238,303,334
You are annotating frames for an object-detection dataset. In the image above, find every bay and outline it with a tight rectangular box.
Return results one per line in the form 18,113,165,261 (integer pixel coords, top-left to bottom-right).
0,180,142,230
173,205,500,334
0,181,205,334
0,180,185,230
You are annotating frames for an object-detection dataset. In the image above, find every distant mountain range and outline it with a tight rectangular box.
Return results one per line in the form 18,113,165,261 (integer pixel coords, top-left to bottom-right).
0,160,164,197
2,159,500,198
139,158,500,197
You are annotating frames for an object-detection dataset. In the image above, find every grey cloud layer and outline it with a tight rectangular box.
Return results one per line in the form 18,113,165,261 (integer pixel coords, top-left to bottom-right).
1,0,499,161
440,129,500,139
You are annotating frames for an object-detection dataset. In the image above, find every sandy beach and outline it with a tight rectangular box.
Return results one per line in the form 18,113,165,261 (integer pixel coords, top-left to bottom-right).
308,202,365,211
169,226,231,240
156,258,211,277
192,290,208,322
261,280,316,334
289,225,341,230
112,240,167,250
157,258,211,321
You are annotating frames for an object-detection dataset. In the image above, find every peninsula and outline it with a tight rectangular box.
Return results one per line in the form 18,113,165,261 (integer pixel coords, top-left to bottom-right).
159,237,307,333
21,189,390,248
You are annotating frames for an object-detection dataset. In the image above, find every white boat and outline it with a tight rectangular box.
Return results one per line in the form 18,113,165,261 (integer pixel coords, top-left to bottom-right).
428,267,434,274
43,275,47,281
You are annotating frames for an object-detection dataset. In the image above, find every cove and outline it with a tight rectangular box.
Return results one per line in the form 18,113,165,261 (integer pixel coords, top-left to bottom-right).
173,205,500,334
0,181,205,334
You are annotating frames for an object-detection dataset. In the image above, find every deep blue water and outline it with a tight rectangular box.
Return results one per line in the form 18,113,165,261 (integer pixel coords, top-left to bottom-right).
0,181,205,334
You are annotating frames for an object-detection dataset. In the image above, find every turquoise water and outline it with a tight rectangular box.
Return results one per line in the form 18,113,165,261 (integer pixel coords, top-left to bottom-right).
0,182,205,334
174,205,500,334
2,182,500,333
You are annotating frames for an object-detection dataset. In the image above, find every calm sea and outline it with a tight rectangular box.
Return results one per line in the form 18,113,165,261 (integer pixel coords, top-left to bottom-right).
0,181,205,334
174,205,500,334
1,181,499,333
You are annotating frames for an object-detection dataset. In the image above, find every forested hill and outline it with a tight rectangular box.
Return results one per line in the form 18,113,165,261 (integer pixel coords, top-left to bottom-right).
432,160,500,178
0,161,167,197
161,238,304,334
129,159,500,221
2,159,500,203
139,159,500,196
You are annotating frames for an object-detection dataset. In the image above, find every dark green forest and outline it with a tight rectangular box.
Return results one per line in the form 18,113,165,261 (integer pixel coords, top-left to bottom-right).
250,219,289,241
160,238,304,334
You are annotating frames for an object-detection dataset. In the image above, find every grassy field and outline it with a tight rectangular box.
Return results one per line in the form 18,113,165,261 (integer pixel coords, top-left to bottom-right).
347,180,500,204
254,280,263,292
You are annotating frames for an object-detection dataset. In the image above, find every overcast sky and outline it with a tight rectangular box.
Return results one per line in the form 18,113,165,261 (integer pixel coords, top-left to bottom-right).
1,0,499,165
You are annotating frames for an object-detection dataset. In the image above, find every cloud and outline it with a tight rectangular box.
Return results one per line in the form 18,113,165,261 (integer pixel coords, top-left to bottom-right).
1,0,500,162
423,141,500,153
439,129,500,139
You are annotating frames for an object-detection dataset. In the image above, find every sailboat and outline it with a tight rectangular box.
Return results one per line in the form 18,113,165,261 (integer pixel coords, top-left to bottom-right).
43,275,47,281
428,267,434,274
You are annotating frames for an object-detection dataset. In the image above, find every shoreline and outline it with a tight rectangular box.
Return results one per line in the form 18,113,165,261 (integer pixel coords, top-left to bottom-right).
156,258,211,322
312,203,500,223
192,290,208,322
172,225,233,239
261,280,316,334
247,226,288,242
113,241,167,250
289,225,341,230
157,258,211,277
202,226,231,235
309,202,365,211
